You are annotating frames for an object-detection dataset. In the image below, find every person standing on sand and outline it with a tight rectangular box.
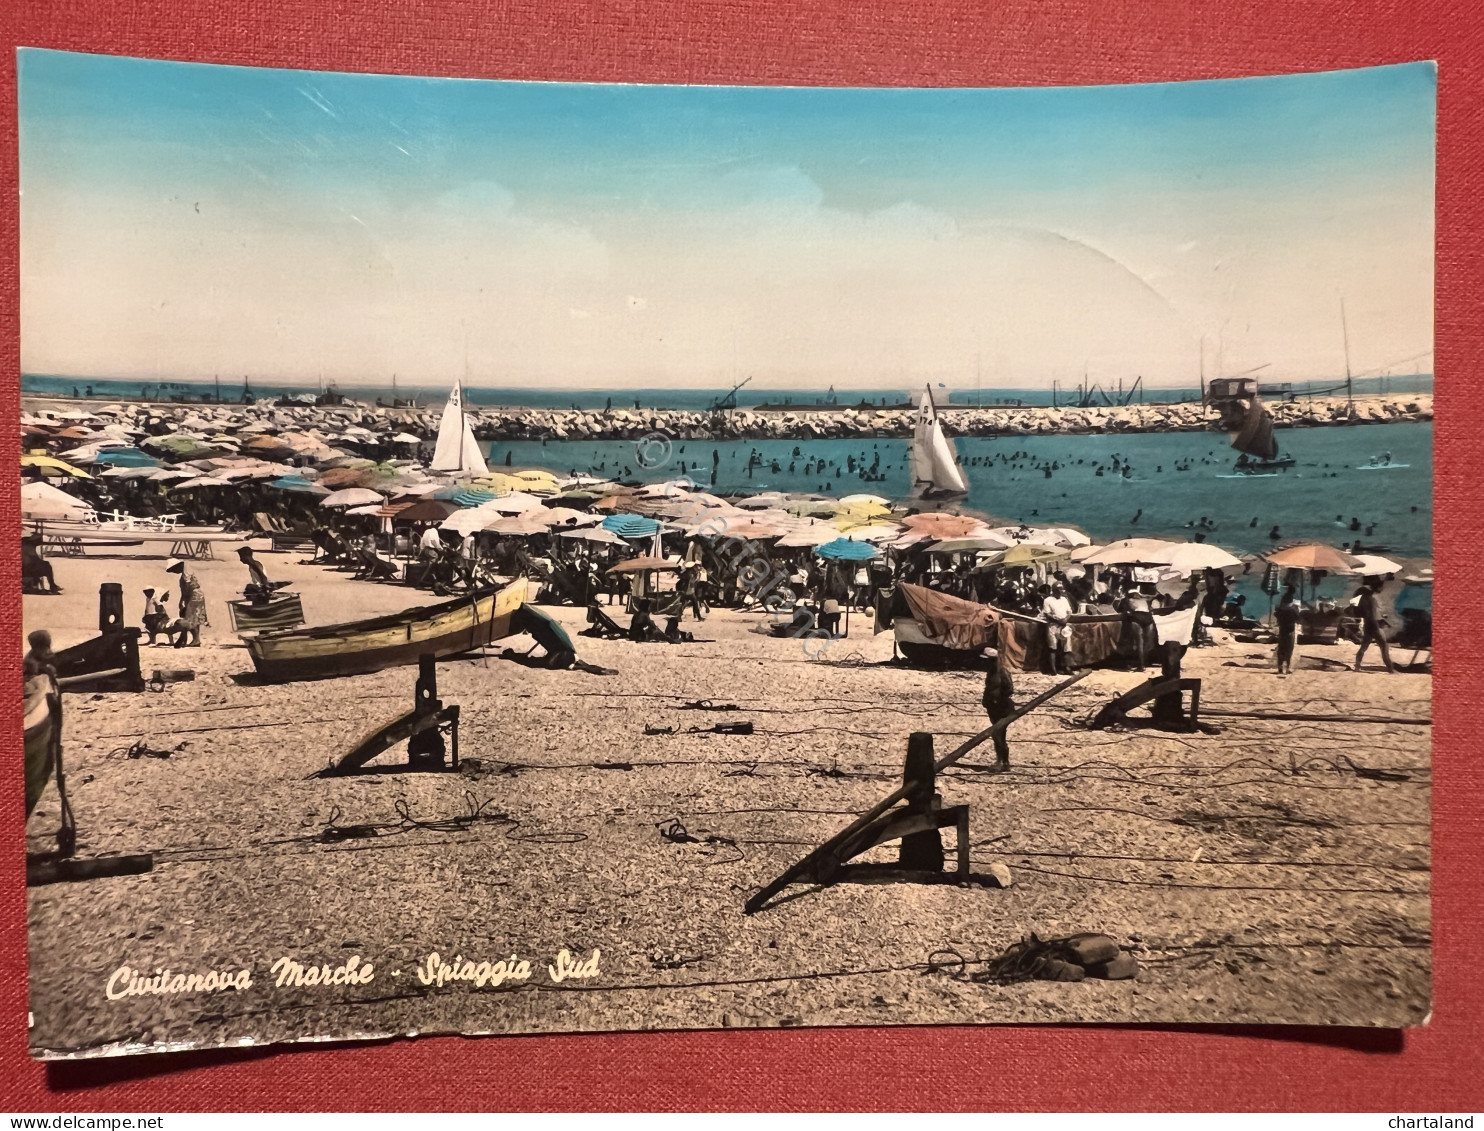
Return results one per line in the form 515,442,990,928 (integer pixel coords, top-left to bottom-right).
1041,581,1073,675
981,651,1016,771
1353,577,1396,673
1274,585,1300,674
165,558,207,647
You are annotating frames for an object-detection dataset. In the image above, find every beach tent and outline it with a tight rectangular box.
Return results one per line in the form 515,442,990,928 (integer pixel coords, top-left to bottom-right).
21,480,96,521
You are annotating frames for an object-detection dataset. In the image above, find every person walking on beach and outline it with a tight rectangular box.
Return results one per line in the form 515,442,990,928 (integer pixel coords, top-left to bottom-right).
981,651,1016,772
165,558,207,648
1353,577,1396,673
1274,585,1300,674
1042,581,1073,675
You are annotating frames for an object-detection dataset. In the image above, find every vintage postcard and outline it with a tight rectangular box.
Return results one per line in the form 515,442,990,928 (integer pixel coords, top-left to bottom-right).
18,51,1434,1057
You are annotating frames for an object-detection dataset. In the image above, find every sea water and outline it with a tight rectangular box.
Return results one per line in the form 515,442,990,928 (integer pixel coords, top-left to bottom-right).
485,420,1433,611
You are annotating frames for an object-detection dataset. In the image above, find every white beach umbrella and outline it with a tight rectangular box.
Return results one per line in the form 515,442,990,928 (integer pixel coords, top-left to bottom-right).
21,480,96,521
1351,553,1405,576
485,491,547,514
775,524,843,547
557,527,626,545
838,493,890,505
320,487,387,509
1080,538,1181,566
844,523,906,543
171,476,234,491
1146,542,1244,576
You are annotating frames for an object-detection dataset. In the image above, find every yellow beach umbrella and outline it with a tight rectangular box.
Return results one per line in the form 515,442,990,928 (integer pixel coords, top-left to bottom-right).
21,454,92,478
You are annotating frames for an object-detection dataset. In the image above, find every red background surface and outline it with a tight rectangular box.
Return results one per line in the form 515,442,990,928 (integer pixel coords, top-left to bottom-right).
0,0,1479,1112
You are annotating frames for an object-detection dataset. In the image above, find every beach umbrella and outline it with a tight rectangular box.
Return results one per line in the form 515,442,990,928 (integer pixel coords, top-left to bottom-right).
321,487,387,509
929,536,1016,555
90,447,157,468
451,487,498,508
21,454,92,478
602,513,664,538
540,506,599,527
734,492,788,510
21,480,96,521
390,432,423,445
999,543,1071,566
149,467,199,482
99,465,157,480
343,503,387,517
607,555,680,573
815,538,879,561
171,476,234,491
267,475,331,496
785,499,838,518
485,491,546,514
1080,538,1181,566
902,512,984,539
558,527,626,545
776,524,844,548
838,493,890,506
842,523,907,543
1351,553,1404,576
480,511,552,536
394,498,458,523
1265,543,1361,572
1147,543,1244,575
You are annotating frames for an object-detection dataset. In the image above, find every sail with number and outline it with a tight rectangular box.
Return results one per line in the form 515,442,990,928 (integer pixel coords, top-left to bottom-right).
430,382,489,475
910,386,969,496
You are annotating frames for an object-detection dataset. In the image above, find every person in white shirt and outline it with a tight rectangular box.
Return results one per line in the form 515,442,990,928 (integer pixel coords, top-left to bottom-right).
418,524,443,561
1041,581,1074,675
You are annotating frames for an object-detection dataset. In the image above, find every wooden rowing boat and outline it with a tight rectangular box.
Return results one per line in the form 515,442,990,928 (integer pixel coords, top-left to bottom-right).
244,578,530,682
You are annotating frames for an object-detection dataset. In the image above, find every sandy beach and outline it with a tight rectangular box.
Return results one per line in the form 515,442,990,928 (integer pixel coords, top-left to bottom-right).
24,544,1431,1057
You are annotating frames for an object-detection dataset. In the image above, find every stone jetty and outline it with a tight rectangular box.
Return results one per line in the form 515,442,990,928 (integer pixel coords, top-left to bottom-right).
23,392,1432,447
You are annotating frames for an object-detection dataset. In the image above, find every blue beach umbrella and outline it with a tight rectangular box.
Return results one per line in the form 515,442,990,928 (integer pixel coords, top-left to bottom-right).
815,538,879,561
602,513,663,539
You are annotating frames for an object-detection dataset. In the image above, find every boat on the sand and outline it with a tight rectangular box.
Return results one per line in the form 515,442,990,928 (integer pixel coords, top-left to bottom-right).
243,578,530,682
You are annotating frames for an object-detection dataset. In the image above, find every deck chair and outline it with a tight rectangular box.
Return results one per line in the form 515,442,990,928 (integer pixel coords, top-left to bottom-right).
582,603,628,639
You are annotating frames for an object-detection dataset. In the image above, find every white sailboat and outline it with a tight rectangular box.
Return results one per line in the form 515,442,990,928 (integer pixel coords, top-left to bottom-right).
910,386,968,496
430,382,489,475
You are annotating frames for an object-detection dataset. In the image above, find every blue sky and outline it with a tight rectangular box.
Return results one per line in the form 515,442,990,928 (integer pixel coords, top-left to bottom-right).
18,50,1435,389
